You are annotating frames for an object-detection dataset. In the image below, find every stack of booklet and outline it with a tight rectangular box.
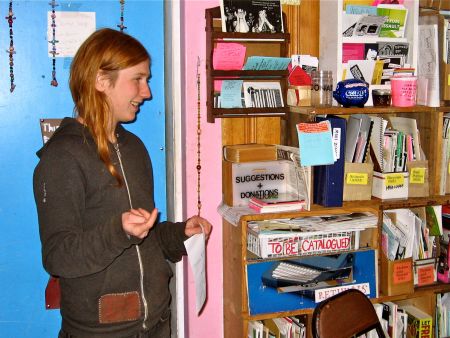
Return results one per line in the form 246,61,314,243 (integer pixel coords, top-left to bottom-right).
248,194,306,213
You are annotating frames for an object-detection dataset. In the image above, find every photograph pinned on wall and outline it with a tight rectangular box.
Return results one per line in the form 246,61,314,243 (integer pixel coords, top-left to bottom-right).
220,0,284,33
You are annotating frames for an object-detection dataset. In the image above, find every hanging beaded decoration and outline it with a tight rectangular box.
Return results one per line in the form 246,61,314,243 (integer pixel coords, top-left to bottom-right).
117,0,127,32
196,57,202,216
5,1,16,92
49,0,59,87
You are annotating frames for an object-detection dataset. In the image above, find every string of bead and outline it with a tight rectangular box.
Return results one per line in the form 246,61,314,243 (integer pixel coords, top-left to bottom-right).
5,1,16,92
117,0,127,32
49,0,59,87
196,57,202,216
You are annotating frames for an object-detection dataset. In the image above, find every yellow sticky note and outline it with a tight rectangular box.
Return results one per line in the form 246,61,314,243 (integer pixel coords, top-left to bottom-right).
410,168,425,184
448,162,450,174
448,74,450,86
346,173,368,185
385,173,404,187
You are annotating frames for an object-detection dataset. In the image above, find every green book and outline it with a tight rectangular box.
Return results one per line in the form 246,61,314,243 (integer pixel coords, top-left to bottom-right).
425,205,443,236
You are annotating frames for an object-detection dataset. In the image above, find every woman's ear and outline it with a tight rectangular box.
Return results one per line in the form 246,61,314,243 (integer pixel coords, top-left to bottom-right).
95,72,109,92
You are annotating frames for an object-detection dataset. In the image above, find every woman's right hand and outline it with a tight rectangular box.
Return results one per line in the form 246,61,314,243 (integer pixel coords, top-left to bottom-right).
122,208,158,239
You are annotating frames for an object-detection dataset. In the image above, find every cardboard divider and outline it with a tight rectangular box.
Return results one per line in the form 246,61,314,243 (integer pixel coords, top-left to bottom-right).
380,251,414,297
372,171,409,200
413,258,437,287
406,160,429,198
343,162,373,201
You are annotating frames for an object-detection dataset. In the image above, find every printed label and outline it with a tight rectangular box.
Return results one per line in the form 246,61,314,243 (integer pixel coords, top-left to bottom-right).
417,265,435,286
393,260,412,284
410,168,425,184
346,173,368,185
384,173,404,187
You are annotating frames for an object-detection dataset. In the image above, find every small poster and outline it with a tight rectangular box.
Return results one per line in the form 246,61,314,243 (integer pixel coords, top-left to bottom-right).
47,11,96,57
40,118,62,144
220,0,284,33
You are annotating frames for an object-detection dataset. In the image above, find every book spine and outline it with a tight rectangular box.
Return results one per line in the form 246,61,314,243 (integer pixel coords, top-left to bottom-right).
248,202,262,213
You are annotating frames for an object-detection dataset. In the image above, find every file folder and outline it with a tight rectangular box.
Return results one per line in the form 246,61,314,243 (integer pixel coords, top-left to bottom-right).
313,115,347,207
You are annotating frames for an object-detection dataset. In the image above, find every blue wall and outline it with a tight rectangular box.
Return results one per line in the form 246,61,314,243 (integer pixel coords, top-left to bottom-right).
0,1,165,336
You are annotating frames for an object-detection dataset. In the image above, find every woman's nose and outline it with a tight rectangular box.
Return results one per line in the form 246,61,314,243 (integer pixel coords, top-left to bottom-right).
142,84,152,100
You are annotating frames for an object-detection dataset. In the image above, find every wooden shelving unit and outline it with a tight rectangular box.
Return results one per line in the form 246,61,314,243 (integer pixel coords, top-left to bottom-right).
205,7,290,123
212,2,450,337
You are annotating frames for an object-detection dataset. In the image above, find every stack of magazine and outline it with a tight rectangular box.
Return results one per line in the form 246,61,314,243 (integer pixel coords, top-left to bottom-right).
248,193,307,213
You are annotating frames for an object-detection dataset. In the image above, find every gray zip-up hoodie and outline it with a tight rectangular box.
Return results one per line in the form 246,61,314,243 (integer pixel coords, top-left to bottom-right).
33,117,187,337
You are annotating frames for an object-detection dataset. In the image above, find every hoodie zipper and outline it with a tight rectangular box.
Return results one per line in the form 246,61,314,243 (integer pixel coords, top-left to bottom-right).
114,142,149,330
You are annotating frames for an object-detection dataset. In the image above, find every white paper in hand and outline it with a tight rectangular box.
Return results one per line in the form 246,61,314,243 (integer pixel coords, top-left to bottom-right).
184,231,206,314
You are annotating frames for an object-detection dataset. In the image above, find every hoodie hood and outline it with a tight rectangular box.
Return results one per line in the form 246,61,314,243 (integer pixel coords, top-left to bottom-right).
36,118,88,159
36,117,128,159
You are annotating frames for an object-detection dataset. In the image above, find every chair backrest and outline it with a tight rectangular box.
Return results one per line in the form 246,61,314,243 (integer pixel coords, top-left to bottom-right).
312,289,386,338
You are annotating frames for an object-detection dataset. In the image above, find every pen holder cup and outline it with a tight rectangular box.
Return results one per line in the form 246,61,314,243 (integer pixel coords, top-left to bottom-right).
391,76,417,107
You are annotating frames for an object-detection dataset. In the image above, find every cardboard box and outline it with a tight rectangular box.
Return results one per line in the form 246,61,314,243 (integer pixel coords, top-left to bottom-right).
380,251,414,296
413,258,437,286
372,171,409,200
222,159,301,207
343,162,373,201
407,160,429,198
223,144,278,163
287,86,311,107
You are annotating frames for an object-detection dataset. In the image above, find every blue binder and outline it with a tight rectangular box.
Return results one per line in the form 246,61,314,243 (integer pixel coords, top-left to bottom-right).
313,115,347,207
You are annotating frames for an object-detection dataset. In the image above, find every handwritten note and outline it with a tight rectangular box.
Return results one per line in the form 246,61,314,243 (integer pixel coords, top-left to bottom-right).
220,80,243,108
243,56,291,70
184,232,206,314
213,43,246,71
47,12,96,57
296,121,335,166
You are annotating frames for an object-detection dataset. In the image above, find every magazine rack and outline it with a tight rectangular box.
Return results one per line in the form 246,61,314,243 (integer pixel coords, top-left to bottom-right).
205,7,290,122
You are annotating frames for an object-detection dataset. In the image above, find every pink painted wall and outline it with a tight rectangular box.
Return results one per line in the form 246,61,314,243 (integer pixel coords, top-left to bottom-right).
180,1,224,337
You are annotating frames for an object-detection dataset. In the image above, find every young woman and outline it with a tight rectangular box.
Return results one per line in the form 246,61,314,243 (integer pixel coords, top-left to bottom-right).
33,28,212,338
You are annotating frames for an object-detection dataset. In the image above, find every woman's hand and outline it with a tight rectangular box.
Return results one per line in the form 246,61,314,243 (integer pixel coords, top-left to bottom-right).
185,215,213,240
122,208,158,239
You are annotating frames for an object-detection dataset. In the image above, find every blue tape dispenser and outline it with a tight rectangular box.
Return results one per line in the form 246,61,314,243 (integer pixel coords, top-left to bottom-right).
333,79,369,108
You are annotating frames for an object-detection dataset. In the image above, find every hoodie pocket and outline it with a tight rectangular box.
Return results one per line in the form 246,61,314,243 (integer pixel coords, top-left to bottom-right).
98,291,141,324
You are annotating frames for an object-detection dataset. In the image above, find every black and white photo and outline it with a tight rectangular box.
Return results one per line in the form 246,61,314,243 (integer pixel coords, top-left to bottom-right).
220,0,284,33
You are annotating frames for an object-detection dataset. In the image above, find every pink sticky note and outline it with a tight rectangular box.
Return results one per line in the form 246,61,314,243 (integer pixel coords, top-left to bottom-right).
213,43,246,70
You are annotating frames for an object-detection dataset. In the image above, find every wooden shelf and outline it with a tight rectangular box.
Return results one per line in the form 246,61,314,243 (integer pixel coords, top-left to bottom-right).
209,107,290,120
289,105,450,116
210,70,288,78
243,283,450,322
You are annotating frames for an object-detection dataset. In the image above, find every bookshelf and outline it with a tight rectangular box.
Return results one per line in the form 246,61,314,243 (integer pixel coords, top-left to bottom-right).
319,0,419,106
211,2,450,337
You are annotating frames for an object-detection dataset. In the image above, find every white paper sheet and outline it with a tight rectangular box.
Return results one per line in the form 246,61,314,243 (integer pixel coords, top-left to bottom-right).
47,12,96,58
184,232,206,314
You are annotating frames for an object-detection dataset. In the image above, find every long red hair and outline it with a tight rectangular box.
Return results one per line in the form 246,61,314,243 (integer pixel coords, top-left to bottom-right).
69,28,150,184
